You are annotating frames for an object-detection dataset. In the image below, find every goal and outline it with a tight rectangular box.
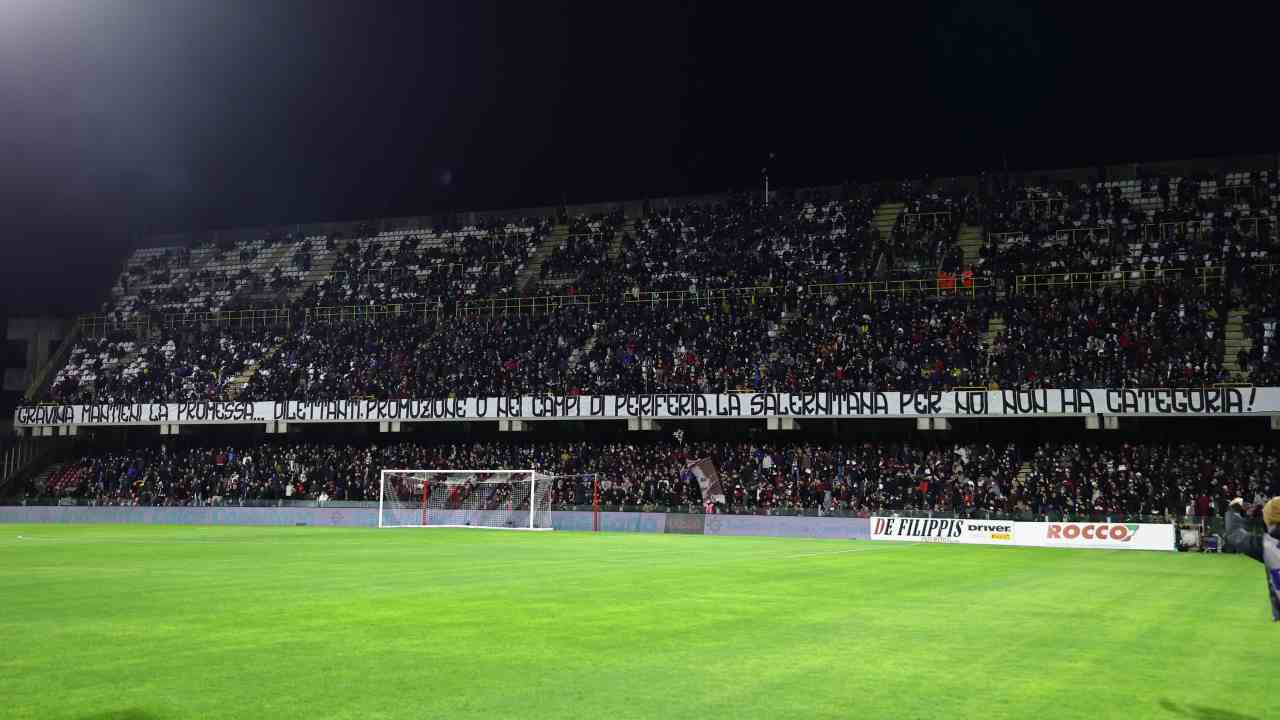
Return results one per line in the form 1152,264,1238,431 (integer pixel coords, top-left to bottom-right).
378,470,554,530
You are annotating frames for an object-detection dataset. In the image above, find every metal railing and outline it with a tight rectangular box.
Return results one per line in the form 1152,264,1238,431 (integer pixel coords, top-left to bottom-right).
1235,216,1274,241
330,260,518,285
626,285,781,307
1014,265,1225,294
456,293,604,317
1141,220,1209,244
1,438,37,487
1013,197,1065,219
164,307,291,330
76,315,152,340
1218,185,1257,203
899,210,952,227
1244,263,1280,278
0,436,81,496
809,275,990,299
988,230,1029,246
305,301,443,324
1053,226,1112,245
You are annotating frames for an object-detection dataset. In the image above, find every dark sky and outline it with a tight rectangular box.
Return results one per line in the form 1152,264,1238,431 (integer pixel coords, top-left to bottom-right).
1,1,1277,313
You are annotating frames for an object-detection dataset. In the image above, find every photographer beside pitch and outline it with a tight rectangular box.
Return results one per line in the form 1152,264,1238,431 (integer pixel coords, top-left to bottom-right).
1224,497,1280,621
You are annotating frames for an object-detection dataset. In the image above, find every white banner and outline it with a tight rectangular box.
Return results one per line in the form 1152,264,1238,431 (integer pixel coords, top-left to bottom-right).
1017,521,1176,552
870,516,1015,545
868,517,1175,552
13,387,1278,428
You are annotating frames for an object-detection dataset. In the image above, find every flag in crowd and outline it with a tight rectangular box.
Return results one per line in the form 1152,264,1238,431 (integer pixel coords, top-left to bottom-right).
684,458,726,503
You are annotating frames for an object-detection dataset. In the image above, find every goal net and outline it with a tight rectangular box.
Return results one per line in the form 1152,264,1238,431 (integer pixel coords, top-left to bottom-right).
378,470,553,530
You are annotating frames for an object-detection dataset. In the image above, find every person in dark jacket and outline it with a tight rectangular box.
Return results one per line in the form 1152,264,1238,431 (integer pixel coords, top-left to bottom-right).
1224,497,1280,621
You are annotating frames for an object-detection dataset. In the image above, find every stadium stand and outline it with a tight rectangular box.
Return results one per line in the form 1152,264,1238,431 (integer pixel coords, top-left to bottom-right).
10,154,1280,525
19,438,1277,521
40,280,1241,401
299,219,549,307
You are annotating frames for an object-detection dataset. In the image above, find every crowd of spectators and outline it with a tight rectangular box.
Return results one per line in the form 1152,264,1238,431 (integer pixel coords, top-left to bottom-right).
1020,441,1279,519
600,194,877,293
974,170,1278,281
884,187,972,277
238,308,598,401
235,289,995,399
42,279,1252,404
1238,270,1280,385
42,165,1280,407
300,220,549,307
49,328,273,404
24,438,1277,521
538,212,623,289
992,284,1228,388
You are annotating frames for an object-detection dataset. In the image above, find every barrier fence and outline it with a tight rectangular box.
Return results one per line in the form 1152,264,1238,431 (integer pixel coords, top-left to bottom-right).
1013,265,1225,294
0,505,1215,551
76,259,1267,335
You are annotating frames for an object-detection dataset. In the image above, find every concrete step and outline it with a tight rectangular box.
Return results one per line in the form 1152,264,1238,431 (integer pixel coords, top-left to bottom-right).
872,202,905,238
1222,307,1252,375
984,315,1005,349
956,225,984,267
29,463,63,494
1014,461,1033,489
289,247,341,300
607,230,626,262
225,342,285,398
518,225,568,292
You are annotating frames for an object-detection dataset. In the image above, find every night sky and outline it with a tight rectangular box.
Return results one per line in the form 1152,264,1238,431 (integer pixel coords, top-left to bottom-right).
1,1,1276,314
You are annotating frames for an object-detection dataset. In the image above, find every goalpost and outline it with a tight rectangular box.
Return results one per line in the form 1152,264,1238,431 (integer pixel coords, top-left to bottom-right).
378,470,554,530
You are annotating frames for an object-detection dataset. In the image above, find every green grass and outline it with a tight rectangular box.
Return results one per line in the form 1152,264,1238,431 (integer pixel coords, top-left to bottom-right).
0,524,1271,720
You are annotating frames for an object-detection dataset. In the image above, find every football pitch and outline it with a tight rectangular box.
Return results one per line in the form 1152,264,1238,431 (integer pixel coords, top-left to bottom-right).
0,524,1269,720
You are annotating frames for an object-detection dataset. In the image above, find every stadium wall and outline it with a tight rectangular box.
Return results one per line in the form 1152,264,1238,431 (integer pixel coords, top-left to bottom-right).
0,506,871,539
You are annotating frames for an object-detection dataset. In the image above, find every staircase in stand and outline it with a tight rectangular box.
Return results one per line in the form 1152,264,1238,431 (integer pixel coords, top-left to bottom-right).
1013,461,1033,490
984,314,1006,349
27,463,63,496
225,342,286,399
518,224,568,292
982,314,1006,382
870,202,904,275
1223,309,1252,381
292,246,340,301
242,242,296,305
956,225,985,269
607,228,626,263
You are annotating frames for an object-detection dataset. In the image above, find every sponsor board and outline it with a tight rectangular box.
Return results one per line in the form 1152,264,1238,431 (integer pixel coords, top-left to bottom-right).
1022,521,1175,552
869,517,1175,551
870,516,1015,545
664,513,706,535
